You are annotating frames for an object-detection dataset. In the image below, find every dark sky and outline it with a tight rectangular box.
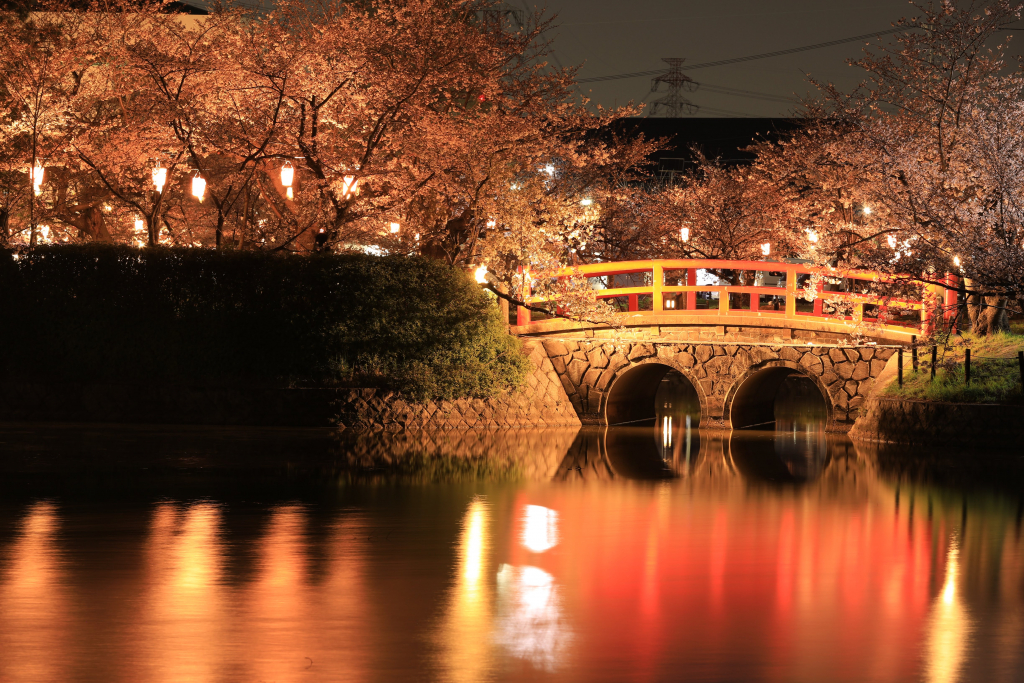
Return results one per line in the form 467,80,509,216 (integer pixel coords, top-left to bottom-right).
529,0,933,117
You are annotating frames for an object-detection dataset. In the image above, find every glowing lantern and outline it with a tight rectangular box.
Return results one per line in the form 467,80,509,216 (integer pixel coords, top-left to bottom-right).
806,229,819,243
152,163,167,193
487,219,496,228
580,198,593,206
389,222,400,234
30,164,44,196
341,175,358,198
286,187,294,200
543,164,555,176
680,227,690,242
953,255,961,267
191,174,206,202
474,265,488,283
863,205,872,215
761,242,771,257
280,162,294,188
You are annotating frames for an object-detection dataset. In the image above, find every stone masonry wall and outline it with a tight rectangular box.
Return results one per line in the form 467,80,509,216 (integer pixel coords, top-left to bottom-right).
0,340,579,431
537,337,896,431
850,397,1024,447
333,339,580,431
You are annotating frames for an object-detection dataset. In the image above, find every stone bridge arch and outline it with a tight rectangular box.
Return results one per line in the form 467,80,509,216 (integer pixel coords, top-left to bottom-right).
725,360,833,431
540,338,894,432
604,360,707,426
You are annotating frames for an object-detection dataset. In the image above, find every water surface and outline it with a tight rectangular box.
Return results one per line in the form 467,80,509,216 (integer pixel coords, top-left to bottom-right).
0,416,1022,683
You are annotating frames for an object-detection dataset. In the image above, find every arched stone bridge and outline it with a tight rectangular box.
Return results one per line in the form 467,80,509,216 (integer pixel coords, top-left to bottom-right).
537,337,895,432
503,258,949,431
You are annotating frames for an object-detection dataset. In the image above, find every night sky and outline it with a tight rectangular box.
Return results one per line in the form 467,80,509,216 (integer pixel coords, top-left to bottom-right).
536,0,1017,116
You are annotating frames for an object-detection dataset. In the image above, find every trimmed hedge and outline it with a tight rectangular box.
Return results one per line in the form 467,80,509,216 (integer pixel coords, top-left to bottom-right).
0,245,529,401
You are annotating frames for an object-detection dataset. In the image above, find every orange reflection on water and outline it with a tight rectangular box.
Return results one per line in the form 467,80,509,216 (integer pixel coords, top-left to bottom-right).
0,502,68,683
139,502,226,683
437,496,494,683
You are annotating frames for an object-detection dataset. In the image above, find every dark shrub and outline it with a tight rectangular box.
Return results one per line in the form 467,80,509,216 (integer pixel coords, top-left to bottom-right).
0,245,528,400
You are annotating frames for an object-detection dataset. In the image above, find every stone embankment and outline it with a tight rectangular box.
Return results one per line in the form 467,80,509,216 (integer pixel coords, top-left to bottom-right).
850,397,1024,447
333,340,579,431
0,340,580,430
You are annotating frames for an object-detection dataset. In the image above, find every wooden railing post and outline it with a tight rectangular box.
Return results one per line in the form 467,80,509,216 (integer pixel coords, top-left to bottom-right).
719,287,728,315
944,273,958,321
628,293,638,312
813,279,824,316
785,267,797,318
652,262,664,312
687,268,697,310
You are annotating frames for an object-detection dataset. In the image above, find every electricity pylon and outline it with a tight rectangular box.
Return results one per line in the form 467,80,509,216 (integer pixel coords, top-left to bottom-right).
649,58,699,117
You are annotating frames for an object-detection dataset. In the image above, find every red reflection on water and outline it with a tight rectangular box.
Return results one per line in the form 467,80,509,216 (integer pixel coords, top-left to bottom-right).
508,485,941,682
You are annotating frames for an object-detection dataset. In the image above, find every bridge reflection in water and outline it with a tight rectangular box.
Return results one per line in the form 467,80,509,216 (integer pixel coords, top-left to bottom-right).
564,364,835,484
1,420,1024,682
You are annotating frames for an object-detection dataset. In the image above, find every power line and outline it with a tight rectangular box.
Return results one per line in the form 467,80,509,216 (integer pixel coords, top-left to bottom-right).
577,26,906,84
698,83,799,105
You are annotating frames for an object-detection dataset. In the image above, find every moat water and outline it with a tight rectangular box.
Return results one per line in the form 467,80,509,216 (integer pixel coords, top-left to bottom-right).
1,381,1023,682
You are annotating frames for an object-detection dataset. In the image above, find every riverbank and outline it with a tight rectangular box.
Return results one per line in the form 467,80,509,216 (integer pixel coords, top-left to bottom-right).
0,340,580,430
851,330,1024,446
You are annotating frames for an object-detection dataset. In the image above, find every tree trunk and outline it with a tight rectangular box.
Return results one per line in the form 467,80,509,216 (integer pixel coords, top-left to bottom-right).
964,278,1009,335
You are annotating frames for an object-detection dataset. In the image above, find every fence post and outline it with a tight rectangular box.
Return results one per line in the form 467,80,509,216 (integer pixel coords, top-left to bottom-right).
898,348,904,388
965,348,971,385
931,345,937,381
911,335,918,371
652,262,664,312
1018,350,1023,388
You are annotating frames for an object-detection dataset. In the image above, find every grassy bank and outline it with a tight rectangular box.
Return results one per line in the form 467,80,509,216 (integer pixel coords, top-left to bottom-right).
883,330,1024,404
0,245,529,401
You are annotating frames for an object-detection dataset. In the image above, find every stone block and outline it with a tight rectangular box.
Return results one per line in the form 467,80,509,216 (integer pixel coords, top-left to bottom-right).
860,348,875,361
780,346,802,362
597,367,617,391
852,362,870,381
566,359,589,385
550,356,566,374
608,353,630,371
657,345,676,359
582,367,603,387
836,363,855,380
676,352,695,368
829,348,846,363
871,359,887,375
542,339,569,357
587,348,609,368
572,350,587,361
629,343,655,360
799,353,823,374
844,349,860,363
845,380,859,396
694,346,713,363
559,374,576,396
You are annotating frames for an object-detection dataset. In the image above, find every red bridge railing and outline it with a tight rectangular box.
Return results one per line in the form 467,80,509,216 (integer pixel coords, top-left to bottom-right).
512,259,957,336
